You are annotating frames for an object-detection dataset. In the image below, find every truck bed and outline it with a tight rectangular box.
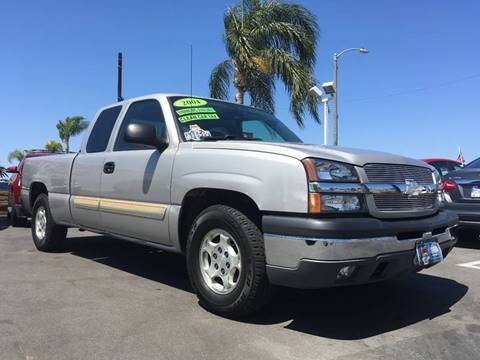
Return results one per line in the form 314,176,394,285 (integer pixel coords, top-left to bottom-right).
21,153,78,225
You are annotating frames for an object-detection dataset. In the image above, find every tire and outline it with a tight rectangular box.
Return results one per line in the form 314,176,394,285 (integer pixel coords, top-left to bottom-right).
31,193,67,252
8,207,27,227
186,205,271,318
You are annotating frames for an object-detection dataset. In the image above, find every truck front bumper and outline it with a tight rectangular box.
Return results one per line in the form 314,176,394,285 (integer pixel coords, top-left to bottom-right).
263,210,458,289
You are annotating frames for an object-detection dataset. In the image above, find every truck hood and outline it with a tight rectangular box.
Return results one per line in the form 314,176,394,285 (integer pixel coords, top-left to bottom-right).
190,141,431,168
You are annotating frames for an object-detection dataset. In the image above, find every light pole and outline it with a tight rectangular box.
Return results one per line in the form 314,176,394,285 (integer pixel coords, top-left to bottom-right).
309,83,334,145
322,98,329,145
332,47,369,146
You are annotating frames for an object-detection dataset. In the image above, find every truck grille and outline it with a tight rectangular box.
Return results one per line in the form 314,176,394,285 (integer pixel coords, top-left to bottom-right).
373,193,436,211
364,164,433,184
364,164,436,215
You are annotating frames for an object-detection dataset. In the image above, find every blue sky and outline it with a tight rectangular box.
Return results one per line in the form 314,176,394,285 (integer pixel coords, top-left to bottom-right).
1,0,479,166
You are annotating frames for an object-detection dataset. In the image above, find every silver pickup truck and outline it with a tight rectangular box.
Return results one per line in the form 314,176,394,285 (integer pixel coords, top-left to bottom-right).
22,93,458,317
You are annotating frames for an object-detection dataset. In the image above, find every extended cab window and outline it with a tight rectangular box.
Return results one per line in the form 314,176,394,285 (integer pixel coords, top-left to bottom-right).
115,99,167,151
86,106,122,153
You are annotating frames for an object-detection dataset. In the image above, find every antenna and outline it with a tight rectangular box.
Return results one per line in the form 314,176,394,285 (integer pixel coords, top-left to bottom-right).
190,44,193,98
117,52,123,102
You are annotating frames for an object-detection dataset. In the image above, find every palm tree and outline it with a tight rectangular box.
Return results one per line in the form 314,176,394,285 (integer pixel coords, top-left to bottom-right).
56,116,89,152
45,140,63,153
209,0,320,126
0,166,6,179
8,149,26,163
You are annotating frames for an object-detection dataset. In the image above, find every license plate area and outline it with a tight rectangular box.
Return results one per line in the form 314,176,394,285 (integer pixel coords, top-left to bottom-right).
470,185,480,198
415,238,443,267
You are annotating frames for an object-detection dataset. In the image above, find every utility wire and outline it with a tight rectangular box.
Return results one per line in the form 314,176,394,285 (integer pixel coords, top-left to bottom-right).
345,73,480,103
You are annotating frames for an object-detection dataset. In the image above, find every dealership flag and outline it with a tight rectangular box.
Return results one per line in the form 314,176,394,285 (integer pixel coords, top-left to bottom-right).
457,146,465,166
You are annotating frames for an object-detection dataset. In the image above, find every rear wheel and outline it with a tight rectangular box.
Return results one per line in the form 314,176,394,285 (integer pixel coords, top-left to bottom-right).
31,194,67,252
186,205,271,318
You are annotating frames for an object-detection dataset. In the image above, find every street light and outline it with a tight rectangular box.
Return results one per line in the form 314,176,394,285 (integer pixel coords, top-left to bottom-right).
309,85,331,145
332,47,369,146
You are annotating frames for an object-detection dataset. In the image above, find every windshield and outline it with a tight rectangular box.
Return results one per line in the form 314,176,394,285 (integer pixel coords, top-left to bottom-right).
168,96,302,143
466,157,480,169
430,161,463,176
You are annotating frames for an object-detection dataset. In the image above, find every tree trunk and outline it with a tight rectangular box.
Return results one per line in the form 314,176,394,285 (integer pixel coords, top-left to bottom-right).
233,59,245,105
235,86,245,104
63,138,69,153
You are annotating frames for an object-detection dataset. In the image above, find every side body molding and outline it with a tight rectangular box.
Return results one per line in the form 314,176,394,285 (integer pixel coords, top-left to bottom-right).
72,196,167,220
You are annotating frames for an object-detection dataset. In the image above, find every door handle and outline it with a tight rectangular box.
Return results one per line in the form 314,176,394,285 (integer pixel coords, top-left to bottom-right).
103,162,115,174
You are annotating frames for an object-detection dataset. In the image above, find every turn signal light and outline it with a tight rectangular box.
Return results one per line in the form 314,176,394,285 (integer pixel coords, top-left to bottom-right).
308,193,321,213
441,179,457,193
302,158,318,181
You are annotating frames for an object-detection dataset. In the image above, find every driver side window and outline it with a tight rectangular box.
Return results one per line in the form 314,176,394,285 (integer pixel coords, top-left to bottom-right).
115,99,167,151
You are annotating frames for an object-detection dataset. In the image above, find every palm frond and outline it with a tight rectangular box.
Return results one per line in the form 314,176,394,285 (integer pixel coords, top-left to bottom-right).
44,140,63,153
7,149,25,163
209,60,233,100
250,2,318,67
260,48,319,125
56,116,88,140
246,69,275,113
249,21,315,67
212,0,320,126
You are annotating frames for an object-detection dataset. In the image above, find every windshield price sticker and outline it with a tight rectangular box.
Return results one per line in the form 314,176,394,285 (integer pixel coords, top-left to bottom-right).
176,107,216,116
184,124,211,141
173,98,208,107
179,113,219,123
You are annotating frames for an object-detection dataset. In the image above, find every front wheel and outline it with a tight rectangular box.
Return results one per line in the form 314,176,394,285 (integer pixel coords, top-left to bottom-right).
31,193,67,252
186,205,272,318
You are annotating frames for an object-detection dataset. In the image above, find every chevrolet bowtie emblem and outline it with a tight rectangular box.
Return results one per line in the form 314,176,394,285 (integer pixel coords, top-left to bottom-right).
404,179,427,196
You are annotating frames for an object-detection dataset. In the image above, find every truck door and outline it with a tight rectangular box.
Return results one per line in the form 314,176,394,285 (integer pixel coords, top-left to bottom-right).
70,106,123,230
100,99,174,245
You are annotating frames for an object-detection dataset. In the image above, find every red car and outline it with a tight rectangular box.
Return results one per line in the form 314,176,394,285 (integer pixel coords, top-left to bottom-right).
422,158,463,178
7,150,60,226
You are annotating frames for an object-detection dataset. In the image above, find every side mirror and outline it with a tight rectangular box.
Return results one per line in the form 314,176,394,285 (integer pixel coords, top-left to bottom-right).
124,123,168,149
6,166,18,173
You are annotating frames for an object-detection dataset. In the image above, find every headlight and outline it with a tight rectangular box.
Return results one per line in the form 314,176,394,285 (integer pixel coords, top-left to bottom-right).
302,159,359,182
302,158,365,214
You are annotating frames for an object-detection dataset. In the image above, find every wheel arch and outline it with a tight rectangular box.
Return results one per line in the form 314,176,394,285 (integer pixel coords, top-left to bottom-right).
177,188,262,253
29,182,48,211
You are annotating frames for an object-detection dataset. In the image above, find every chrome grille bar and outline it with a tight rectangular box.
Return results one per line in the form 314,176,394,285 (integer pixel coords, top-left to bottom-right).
364,164,434,184
373,193,436,211
362,164,437,215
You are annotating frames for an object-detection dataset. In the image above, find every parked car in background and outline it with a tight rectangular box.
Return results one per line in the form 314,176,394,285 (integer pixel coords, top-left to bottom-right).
422,158,463,177
20,94,458,317
441,157,480,241
7,150,60,226
0,181,9,215
0,181,8,192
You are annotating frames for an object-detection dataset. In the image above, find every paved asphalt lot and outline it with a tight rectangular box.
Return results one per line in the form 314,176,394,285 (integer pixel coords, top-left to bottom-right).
1,218,479,360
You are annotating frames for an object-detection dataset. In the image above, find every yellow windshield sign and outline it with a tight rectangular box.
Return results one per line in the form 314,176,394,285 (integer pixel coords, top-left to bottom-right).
176,107,216,116
178,113,219,123
173,98,208,107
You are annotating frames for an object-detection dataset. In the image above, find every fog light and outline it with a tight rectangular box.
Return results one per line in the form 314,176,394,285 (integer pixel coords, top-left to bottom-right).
321,194,362,212
336,265,356,280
